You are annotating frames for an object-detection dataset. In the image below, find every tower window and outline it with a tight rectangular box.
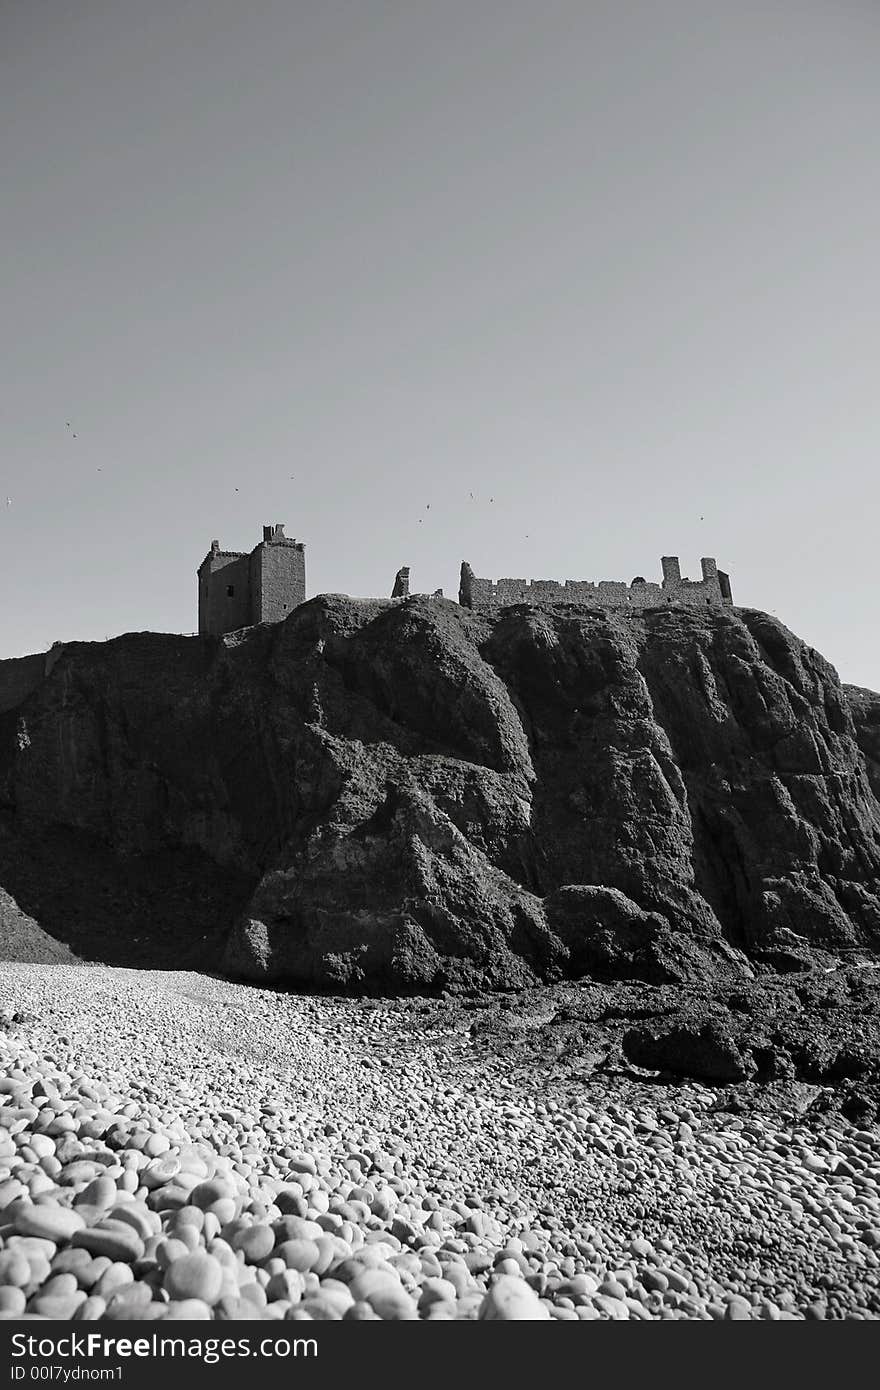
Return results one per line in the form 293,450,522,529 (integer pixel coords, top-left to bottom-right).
227,584,235,598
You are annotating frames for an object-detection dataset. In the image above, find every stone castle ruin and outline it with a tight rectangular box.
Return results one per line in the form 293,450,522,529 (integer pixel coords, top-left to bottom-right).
195,526,733,637
391,566,410,599
0,535,735,715
459,556,733,613
197,524,306,637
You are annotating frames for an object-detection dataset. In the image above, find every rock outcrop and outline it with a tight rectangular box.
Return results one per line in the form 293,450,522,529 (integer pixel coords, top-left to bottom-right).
0,597,878,989
846,684,880,803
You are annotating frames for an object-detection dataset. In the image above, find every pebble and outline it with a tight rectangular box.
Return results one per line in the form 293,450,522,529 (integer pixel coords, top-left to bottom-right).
71,1224,145,1263
163,1253,224,1305
479,1276,552,1321
1,963,879,1323
277,1238,321,1273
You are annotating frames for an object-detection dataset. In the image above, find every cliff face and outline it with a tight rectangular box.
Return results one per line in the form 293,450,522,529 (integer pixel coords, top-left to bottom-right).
846,684,880,804
1,597,878,990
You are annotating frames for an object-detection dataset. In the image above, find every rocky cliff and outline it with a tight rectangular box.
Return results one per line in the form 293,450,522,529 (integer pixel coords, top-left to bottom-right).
845,684,880,803
1,597,878,990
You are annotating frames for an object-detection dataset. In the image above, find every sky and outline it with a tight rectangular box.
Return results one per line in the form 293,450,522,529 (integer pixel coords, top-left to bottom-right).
2,1,878,690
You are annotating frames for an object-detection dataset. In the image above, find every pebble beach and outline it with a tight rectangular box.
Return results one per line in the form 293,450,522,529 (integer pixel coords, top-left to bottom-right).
1,965,878,1321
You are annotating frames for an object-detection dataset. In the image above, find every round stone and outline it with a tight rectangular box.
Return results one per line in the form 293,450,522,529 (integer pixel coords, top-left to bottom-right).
71,1223,145,1263
272,1216,323,1243
76,1177,118,1211
207,1198,238,1226
30,1292,87,1319
277,1239,321,1273
72,1296,107,1321
170,1205,205,1232
155,1238,191,1270
164,1253,224,1306
107,1203,156,1242
343,1301,380,1320
366,1285,418,1320
599,1278,628,1300
298,1296,343,1320
0,1252,32,1288
105,1281,154,1313
15,1205,86,1242
191,1179,235,1210
92,1264,134,1301
0,1287,26,1315
266,1269,305,1303
41,1273,79,1298
142,1156,181,1190
163,1299,214,1320
725,1296,754,1320
231,1224,275,1264
479,1276,552,1321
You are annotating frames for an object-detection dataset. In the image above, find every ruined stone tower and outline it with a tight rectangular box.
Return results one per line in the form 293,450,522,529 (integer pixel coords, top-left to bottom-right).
197,523,306,636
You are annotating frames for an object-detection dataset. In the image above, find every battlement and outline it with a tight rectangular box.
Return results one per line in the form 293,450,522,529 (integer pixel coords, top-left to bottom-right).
195,529,732,636
197,523,307,636
261,523,304,549
459,557,733,613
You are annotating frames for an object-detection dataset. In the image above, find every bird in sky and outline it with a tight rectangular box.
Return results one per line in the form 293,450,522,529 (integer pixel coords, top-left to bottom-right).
426,503,430,510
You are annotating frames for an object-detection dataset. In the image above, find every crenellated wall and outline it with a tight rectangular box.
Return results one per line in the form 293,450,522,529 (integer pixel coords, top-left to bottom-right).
459,558,733,613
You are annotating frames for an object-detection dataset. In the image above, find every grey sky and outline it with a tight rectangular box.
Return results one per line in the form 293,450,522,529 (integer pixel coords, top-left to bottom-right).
2,1,878,690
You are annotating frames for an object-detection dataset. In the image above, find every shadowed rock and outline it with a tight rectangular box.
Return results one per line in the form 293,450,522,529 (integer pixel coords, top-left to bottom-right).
0,597,878,989
622,1020,756,1083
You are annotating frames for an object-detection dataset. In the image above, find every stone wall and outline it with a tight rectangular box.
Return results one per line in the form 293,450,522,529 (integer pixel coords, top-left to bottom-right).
459,558,733,613
198,551,251,636
250,536,306,624
197,525,307,636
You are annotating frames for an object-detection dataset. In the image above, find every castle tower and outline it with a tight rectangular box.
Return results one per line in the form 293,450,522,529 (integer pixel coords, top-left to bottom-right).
197,523,306,636
248,523,306,625
197,539,250,636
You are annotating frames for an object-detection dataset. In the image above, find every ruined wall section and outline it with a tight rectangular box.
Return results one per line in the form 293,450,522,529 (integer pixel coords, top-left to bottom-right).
391,567,410,599
460,558,733,613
